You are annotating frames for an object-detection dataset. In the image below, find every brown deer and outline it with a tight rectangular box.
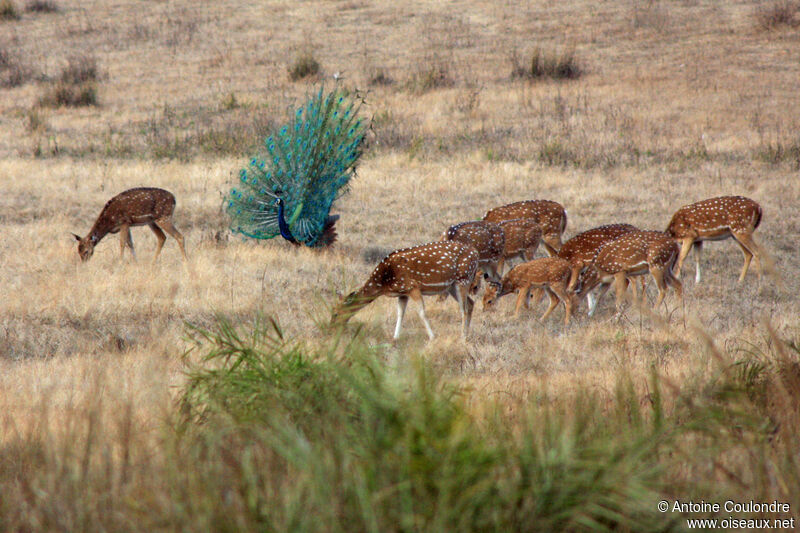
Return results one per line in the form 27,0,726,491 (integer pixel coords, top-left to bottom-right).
577,230,682,318
482,199,567,256
440,220,505,283
666,195,763,283
73,187,188,263
495,218,542,274
558,223,640,295
331,241,479,340
482,257,576,325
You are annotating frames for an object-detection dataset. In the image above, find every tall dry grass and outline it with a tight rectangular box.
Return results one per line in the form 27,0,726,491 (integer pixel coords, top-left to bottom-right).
1,0,799,528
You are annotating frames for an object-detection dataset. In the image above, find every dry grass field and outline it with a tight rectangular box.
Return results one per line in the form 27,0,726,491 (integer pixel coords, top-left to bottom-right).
1,0,799,530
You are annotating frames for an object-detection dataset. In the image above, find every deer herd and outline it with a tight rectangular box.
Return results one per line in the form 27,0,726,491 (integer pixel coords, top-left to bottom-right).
332,195,765,340
73,188,764,342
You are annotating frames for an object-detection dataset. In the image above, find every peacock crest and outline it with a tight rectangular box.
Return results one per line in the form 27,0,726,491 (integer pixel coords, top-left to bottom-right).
226,85,368,247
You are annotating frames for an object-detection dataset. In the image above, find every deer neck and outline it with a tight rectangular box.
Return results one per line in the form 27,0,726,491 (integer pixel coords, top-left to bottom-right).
334,287,380,323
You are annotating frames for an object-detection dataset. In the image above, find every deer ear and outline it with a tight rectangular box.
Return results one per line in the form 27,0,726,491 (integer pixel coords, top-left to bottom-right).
72,233,82,242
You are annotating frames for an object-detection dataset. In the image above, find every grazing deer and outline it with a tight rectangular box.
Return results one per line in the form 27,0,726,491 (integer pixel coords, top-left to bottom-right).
331,241,479,340
577,230,682,318
440,220,505,283
495,218,542,275
666,195,763,283
558,224,640,309
482,199,567,256
482,257,576,325
73,187,188,264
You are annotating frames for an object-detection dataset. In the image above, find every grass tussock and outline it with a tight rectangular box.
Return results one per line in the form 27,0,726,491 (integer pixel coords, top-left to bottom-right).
755,1,799,30
156,318,800,531
288,50,321,81
0,47,34,87
511,47,583,81
755,139,800,169
37,81,97,107
405,58,455,93
0,0,19,20
37,55,100,108
25,0,57,13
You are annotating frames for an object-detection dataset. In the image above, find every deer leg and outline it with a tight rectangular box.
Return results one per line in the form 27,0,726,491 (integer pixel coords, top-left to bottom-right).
588,282,611,317
514,286,531,316
154,218,188,261
650,268,668,308
732,231,760,281
666,265,683,301
409,289,434,340
394,296,409,340
119,224,134,261
149,223,167,264
456,284,474,338
550,283,573,325
675,237,694,279
688,241,701,283
613,273,630,317
496,257,506,277
540,287,560,322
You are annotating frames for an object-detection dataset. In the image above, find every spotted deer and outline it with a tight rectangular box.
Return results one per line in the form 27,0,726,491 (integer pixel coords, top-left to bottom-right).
666,195,763,283
558,223,641,309
73,187,188,263
577,230,682,318
440,220,505,283
482,199,567,256
482,257,576,325
495,218,542,275
331,241,479,340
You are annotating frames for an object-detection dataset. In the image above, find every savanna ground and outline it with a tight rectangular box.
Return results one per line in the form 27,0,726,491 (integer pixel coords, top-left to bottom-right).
1,0,799,530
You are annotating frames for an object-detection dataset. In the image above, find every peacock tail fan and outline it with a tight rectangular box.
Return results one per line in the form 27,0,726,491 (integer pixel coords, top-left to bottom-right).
225,85,368,246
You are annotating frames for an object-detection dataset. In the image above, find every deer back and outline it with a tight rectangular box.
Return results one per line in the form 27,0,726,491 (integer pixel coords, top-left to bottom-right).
93,187,177,234
441,220,504,263
666,196,762,239
497,218,542,257
504,257,572,290
558,223,639,268
483,199,566,236
364,241,479,296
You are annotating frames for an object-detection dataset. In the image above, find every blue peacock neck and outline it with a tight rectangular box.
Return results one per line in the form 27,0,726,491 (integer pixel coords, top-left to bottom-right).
276,199,299,244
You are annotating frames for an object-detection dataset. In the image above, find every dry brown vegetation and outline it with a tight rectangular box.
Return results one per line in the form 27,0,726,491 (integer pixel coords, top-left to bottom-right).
1,0,799,529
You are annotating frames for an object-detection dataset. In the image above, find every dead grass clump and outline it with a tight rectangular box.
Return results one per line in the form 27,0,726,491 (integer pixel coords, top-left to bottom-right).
0,48,34,87
37,81,97,107
288,51,321,81
755,1,799,30
25,0,58,13
512,47,582,81
37,55,99,107
367,67,394,87
0,0,20,20
755,139,800,169
405,61,455,93
59,55,99,84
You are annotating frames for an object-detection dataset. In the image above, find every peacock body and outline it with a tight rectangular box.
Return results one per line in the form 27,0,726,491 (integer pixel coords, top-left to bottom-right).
226,86,367,247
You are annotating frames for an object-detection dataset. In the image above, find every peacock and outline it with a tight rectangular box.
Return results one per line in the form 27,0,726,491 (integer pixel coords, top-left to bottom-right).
226,86,368,247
